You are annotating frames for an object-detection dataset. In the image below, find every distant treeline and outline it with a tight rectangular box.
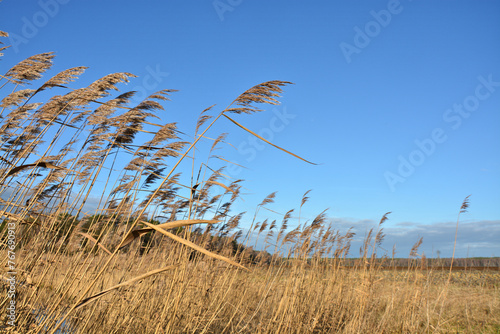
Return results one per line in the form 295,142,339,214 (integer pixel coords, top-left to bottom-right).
339,257,500,269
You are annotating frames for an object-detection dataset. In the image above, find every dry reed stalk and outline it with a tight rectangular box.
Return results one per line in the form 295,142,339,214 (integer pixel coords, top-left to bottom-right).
50,81,299,332
1,42,494,332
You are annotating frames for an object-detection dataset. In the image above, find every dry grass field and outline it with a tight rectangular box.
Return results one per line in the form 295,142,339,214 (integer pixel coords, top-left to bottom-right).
2,249,500,333
0,32,499,333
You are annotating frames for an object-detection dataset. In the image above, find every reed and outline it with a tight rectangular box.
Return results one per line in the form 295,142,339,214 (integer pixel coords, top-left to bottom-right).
0,31,499,333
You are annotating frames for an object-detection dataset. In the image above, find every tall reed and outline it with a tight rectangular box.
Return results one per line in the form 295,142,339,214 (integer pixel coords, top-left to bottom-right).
0,31,498,333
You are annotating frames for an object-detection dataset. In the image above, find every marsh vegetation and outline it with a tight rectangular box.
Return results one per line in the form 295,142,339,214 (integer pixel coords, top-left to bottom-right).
0,32,498,333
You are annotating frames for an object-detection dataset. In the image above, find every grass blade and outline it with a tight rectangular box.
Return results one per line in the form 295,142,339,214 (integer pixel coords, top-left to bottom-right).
78,232,112,255
223,114,316,165
6,162,63,177
206,181,235,194
142,221,248,271
119,219,219,249
75,265,178,310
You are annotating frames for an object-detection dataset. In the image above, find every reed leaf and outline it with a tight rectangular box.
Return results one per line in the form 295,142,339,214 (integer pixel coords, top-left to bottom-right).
223,114,316,165
75,265,178,310
78,232,112,255
142,221,248,271
119,219,219,249
6,161,63,177
205,180,235,194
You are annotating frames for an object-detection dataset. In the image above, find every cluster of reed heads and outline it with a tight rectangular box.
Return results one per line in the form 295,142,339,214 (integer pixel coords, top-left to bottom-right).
0,30,497,334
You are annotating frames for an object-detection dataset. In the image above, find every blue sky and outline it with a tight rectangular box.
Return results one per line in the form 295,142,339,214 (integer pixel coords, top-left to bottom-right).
1,0,499,257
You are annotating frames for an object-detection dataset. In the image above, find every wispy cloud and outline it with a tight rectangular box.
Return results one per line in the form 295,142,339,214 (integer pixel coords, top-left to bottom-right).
239,215,499,258
328,217,500,258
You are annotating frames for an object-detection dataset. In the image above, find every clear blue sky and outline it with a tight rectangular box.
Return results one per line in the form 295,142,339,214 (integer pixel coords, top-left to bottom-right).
1,0,499,257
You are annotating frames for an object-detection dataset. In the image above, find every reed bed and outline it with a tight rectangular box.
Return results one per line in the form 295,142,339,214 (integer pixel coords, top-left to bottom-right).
0,31,499,333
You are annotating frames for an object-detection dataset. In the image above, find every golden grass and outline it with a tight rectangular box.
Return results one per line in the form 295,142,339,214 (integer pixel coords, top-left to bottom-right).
5,249,498,333
0,32,498,333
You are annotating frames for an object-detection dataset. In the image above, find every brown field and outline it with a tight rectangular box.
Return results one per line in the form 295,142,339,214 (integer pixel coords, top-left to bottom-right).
341,266,500,272
2,248,499,333
0,38,499,333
